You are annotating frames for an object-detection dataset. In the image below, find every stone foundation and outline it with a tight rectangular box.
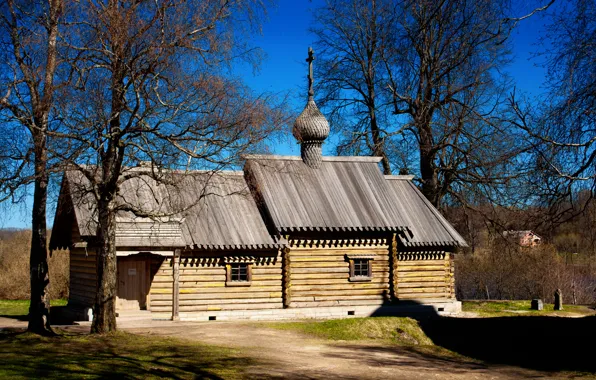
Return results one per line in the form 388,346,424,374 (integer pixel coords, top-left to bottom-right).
150,300,461,322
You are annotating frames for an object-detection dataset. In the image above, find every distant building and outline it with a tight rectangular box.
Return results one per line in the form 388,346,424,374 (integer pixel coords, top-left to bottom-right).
504,230,542,247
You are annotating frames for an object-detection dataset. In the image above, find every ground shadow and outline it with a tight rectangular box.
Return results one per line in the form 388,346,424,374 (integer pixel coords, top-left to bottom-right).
0,329,266,379
0,314,28,322
420,314,596,373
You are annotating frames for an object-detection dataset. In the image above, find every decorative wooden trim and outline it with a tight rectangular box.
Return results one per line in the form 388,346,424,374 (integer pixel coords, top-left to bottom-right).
172,249,180,321
222,257,256,264
289,238,388,249
282,247,291,308
397,251,446,261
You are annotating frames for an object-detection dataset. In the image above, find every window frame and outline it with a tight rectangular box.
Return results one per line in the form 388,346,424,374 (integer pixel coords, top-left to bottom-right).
225,262,252,287
346,254,374,282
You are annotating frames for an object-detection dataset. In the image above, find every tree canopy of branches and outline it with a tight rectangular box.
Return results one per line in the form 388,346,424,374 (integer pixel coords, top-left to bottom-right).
312,0,552,208
50,0,286,334
510,0,595,222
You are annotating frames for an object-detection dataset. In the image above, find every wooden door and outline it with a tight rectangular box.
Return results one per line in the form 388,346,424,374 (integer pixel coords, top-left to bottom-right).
117,256,150,311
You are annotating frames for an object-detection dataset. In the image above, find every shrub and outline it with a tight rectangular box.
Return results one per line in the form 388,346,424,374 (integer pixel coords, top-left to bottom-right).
455,243,596,304
0,229,69,300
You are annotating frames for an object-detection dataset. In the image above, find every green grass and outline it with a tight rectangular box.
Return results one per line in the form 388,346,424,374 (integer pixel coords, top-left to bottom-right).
0,299,67,316
462,300,595,317
0,330,252,379
268,317,433,345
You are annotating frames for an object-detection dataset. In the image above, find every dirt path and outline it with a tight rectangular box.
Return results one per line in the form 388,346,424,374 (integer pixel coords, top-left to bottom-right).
124,321,556,379
0,315,581,379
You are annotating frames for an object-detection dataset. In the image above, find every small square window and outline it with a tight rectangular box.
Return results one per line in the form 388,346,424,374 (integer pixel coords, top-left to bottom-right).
353,259,369,277
226,263,252,286
349,258,372,281
231,263,249,282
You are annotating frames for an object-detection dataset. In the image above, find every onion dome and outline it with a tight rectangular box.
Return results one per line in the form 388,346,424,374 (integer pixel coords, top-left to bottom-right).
293,47,329,169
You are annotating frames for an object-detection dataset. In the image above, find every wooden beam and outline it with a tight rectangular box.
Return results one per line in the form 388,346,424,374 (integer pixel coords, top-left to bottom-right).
282,247,291,308
172,249,180,321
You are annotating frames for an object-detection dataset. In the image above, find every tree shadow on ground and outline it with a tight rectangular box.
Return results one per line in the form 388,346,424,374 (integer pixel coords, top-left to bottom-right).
0,329,263,379
0,314,28,321
324,342,544,379
420,315,596,373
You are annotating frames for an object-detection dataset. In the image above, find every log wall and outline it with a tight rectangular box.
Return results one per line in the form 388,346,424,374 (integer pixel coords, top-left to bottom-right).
69,246,96,307
288,239,391,308
149,250,283,316
395,251,455,300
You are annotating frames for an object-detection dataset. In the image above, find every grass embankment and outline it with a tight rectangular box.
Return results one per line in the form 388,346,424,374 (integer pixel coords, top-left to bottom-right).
0,330,251,379
462,300,595,317
270,317,433,345
0,299,67,317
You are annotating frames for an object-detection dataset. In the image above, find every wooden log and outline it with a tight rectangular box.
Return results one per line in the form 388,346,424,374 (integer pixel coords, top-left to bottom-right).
398,270,446,278
292,294,390,302
178,303,281,312
151,297,283,307
291,272,349,280
398,276,448,283
291,267,349,274
397,287,447,293
290,299,384,308
398,293,449,299
291,278,388,286
291,283,389,292
398,281,448,288
396,265,446,271
293,289,386,297
150,291,283,301
177,285,282,293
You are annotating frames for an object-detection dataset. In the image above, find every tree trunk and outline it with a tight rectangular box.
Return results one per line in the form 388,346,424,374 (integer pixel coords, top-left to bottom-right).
91,197,118,333
28,135,52,334
369,105,391,175
419,120,440,207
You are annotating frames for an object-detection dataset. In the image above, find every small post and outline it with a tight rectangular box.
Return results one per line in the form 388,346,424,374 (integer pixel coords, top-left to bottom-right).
531,299,543,311
554,288,563,311
172,249,181,321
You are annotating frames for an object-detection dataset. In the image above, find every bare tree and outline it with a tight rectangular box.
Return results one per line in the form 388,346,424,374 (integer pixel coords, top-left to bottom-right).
510,0,595,218
313,0,553,208
0,0,64,334
53,0,285,333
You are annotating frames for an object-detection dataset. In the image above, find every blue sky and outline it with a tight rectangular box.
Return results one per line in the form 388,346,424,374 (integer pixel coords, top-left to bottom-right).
0,1,553,229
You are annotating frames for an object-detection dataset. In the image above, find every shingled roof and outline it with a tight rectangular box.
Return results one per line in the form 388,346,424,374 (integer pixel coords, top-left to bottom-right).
385,175,467,247
50,169,285,251
244,155,411,234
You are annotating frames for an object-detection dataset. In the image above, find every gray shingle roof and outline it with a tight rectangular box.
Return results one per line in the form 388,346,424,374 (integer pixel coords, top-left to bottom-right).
50,169,285,250
385,175,468,247
244,155,410,234
51,157,467,251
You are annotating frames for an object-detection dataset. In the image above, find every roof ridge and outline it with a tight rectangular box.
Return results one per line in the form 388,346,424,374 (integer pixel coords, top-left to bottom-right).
244,154,382,163
385,175,415,180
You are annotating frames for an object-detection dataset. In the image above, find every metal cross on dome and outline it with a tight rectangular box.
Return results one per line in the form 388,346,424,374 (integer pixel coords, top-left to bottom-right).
306,47,315,99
